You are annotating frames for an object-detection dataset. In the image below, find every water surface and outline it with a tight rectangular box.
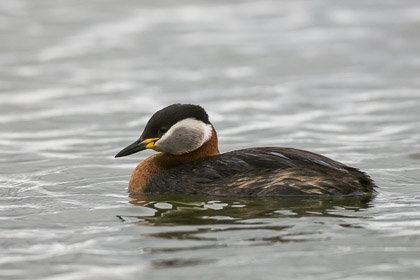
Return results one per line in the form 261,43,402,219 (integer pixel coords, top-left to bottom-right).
1,0,420,279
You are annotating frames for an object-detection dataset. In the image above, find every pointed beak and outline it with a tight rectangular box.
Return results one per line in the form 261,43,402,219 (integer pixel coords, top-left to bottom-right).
115,138,159,158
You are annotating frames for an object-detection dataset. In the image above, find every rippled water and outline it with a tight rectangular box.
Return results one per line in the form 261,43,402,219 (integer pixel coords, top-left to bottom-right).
1,0,420,279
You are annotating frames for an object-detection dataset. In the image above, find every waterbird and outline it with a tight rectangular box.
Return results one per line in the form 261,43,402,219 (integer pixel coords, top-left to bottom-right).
115,104,376,197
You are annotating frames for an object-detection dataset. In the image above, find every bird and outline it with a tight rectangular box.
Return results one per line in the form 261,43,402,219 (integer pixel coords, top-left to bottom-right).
115,104,376,197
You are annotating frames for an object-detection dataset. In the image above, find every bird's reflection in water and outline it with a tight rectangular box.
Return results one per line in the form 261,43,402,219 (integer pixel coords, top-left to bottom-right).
124,194,373,226
121,195,374,267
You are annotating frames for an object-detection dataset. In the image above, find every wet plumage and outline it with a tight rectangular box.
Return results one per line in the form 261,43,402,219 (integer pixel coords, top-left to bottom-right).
116,104,376,197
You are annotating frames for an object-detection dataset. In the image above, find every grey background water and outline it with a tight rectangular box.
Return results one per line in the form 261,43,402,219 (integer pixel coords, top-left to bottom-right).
1,0,420,279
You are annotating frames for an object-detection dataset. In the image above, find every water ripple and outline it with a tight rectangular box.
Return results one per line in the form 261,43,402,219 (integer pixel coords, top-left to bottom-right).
1,0,420,279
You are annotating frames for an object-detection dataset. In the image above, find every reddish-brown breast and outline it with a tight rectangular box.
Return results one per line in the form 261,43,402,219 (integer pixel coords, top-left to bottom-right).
128,128,220,194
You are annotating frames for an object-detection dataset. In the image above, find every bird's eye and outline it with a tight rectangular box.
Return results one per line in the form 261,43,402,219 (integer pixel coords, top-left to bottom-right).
158,127,168,136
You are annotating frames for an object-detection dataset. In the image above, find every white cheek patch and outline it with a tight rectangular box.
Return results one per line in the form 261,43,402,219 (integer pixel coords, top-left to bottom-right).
154,118,213,155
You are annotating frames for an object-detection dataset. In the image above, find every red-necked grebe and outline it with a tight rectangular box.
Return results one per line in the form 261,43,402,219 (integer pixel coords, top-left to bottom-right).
115,104,376,197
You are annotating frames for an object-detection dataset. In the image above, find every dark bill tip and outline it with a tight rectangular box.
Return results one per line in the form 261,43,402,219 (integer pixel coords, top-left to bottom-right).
115,140,147,158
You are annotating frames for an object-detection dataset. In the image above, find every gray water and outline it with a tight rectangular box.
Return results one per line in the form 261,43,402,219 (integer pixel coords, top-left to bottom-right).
1,0,420,279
